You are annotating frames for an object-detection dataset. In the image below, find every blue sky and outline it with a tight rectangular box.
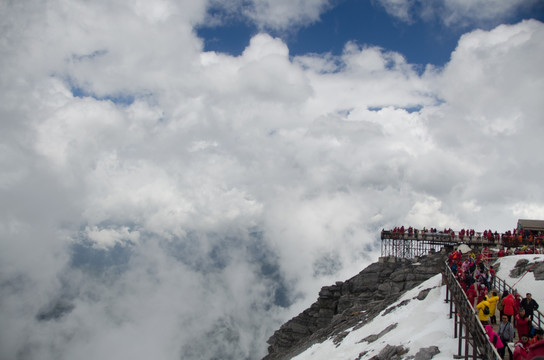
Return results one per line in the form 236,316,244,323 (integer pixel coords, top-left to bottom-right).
198,0,544,66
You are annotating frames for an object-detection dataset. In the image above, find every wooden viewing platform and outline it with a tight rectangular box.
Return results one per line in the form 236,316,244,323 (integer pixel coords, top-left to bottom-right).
381,229,543,258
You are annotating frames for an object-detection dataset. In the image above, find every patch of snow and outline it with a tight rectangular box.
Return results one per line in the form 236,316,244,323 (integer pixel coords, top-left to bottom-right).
292,254,544,360
493,254,544,304
292,274,457,359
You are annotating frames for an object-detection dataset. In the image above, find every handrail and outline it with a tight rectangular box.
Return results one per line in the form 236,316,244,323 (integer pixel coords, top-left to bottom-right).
443,262,502,359
382,230,543,248
382,230,499,245
492,273,543,332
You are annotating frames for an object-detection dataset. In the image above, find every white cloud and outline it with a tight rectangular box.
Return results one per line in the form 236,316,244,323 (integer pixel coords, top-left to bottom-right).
1,1,543,359
208,0,332,30
85,226,140,248
375,0,415,23
421,20,544,212
375,0,541,27
244,0,331,30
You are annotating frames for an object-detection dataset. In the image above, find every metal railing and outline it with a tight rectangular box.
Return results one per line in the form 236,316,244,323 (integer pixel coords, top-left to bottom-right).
382,230,501,246
443,262,502,359
492,274,543,332
382,230,543,248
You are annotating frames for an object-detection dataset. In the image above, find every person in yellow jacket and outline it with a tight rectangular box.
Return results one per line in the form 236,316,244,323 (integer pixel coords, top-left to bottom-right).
477,298,491,325
486,291,500,324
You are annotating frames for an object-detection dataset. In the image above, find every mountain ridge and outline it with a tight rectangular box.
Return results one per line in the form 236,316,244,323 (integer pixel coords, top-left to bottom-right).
263,251,448,360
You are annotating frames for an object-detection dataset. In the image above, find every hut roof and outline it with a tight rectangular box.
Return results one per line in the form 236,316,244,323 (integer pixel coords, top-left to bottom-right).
517,219,544,231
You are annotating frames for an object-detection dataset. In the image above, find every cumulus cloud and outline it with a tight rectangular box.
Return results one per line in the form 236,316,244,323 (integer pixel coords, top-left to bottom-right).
244,0,332,30
207,0,332,30
375,0,541,27
1,0,543,359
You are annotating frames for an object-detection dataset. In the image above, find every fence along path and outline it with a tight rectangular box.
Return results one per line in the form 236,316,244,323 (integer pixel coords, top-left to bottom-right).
491,266,544,335
444,258,544,359
443,261,501,360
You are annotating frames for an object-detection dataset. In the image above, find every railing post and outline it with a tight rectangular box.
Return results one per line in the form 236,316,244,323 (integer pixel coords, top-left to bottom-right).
464,318,469,359
457,315,463,357
454,308,458,338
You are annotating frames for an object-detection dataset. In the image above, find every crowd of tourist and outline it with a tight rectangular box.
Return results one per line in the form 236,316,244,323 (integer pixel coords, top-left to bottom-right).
384,226,544,249
448,248,543,359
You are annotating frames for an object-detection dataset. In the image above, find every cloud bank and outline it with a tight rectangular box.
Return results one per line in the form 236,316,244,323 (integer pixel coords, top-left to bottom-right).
1,0,543,359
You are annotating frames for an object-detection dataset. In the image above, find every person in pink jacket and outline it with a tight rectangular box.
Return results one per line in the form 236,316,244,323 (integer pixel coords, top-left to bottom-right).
486,325,504,352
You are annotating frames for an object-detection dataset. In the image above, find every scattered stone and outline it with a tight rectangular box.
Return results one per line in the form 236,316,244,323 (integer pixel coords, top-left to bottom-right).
416,288,433,301
382,286,436,316
359,323,398,343
510,259,530,277
333,331,350,347
531,261,544,280
509,259,544,280
383,300,411,316
355,350,369,359
414,346,440,360
369,344,409,360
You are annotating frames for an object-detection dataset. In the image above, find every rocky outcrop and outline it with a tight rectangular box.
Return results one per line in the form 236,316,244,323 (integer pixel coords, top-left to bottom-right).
263,251,447,360
509,258,544,280
412,346,440,360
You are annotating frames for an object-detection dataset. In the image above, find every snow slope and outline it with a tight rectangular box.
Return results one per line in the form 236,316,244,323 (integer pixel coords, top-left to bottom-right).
493,254,544,304
291,254,544,360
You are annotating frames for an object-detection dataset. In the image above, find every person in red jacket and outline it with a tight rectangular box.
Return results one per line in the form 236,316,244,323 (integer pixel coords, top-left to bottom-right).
527,338,544,359
515,292,523,315
529,329,544,347
477,284,488,304
466,284,478,308
502,292,516,323
514,335,531,360
516,309,532,340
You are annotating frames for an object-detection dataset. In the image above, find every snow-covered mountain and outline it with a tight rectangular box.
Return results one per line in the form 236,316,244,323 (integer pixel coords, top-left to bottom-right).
265,253,544,360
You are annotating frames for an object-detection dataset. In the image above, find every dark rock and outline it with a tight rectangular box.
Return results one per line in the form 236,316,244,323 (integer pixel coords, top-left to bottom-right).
417,288,433,301
533,261,544,280
510,259,530,277
509,259,544,280
262,252,447,360
355,350,369,359
414,345,440,360
359,323,398,343
332,330,350,346
369,344,409,360
383,300,411,316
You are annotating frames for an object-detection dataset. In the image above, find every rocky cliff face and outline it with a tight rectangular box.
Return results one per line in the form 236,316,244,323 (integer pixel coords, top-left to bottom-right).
263,251,448,360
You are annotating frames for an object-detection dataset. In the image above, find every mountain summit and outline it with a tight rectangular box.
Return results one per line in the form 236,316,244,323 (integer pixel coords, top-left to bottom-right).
263,251,448,359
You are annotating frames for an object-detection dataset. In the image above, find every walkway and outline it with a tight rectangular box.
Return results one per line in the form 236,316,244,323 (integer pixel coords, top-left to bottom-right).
443,260,544,359
443,261,501,359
